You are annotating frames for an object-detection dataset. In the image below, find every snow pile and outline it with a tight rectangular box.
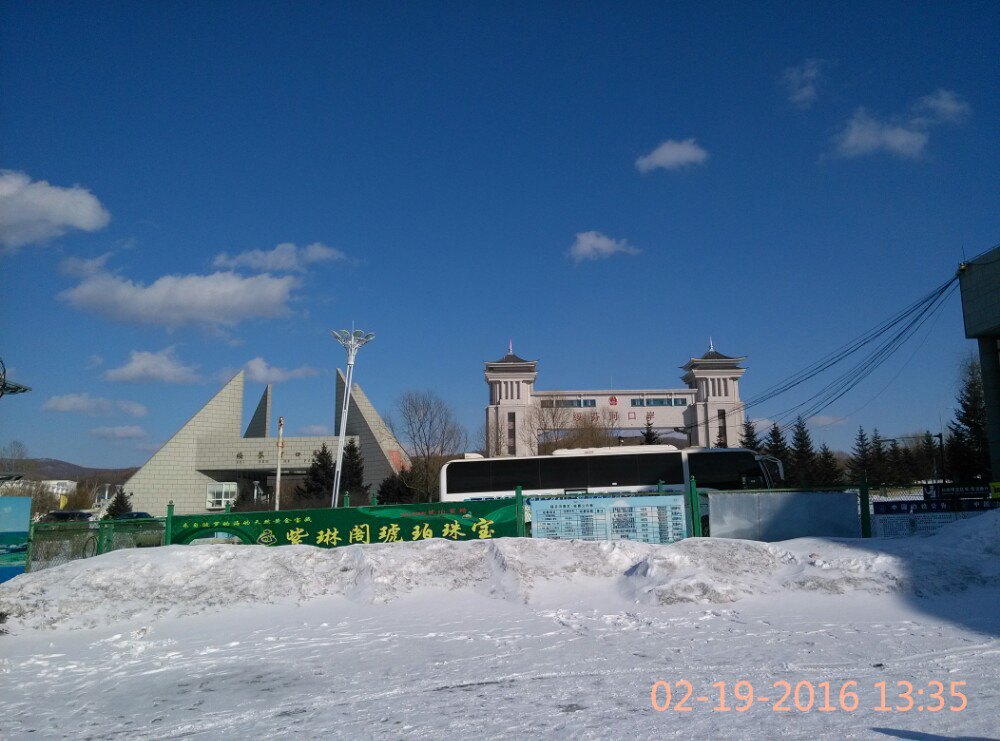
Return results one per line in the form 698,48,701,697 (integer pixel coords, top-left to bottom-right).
2,510,997,632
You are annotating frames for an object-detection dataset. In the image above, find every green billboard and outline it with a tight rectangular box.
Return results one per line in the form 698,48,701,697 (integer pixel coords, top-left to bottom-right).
169,498,518,547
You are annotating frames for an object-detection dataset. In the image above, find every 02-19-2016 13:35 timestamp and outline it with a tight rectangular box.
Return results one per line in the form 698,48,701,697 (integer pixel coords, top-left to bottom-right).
650,679,969,713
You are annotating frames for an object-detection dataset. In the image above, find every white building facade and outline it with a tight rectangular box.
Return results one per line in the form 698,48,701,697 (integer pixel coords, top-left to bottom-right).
485,344,747,457
124,370,409,516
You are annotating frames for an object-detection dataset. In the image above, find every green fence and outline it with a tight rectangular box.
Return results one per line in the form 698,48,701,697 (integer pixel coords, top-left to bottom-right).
24,498,523,573
28,519,166,573
169,498,519,547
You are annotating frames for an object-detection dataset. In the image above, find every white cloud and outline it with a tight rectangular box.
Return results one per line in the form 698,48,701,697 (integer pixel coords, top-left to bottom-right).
116,400,149,417
0,170,110,251
808,415,847,427
89,425,146,440
243,357,319,384
43,393,147,417
213,242,347,273
833,108,929,158
635,138,709,173
299,424,331,436
86,354,104,369
912,88,971,125
567,231,641,263
104,348,202,384
832,90,971,159
782,59,824,108
44,393,111,415
60,252,113,278
61,269,297,328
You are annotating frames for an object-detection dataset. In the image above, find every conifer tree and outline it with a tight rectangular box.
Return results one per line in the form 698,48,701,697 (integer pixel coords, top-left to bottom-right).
813,444,843,486
946,358,991,482
714,427,728,448
899,444,917,485
870,429,888,485
103,488,133,519
886,439,906,485
739,419,762,452
919,431,939,481
789,416,817,487
339,438,370,501
376,473,417,504
296,443,335,501
847,426,870,483
764,424,789,484
640,421,660,445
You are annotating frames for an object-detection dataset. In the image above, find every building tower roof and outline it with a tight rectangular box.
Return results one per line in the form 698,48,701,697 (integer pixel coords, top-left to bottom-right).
487,340,536,366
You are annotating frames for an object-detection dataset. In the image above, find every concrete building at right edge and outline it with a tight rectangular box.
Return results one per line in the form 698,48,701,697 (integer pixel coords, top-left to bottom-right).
957,245,1000,477
484,342,747,457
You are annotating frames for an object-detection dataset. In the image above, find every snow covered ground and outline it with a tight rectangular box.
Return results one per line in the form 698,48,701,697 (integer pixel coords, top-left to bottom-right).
1,513,998,739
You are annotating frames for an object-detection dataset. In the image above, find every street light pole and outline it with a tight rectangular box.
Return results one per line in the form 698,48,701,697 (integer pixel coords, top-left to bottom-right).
330,328,375,508
275,416,284,511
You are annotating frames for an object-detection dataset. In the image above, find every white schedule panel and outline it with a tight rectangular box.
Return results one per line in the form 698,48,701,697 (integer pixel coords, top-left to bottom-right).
529,494,688,544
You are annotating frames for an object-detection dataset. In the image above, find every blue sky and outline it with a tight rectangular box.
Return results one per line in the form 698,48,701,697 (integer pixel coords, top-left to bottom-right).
1,2,997,468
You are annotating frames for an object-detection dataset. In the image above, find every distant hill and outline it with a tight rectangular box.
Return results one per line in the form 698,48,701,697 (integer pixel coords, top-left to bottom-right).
17,458,138,482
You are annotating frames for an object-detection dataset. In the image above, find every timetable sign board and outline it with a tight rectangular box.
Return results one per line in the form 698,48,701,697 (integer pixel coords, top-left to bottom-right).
529,494,688,545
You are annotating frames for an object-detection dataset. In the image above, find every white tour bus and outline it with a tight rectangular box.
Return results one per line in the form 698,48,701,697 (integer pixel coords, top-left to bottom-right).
439,445,784,502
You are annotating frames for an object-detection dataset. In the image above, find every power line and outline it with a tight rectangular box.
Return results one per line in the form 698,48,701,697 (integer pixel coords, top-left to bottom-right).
670,275,959,441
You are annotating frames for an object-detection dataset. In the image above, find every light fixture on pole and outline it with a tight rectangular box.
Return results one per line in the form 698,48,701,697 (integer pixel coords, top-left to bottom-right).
330,328,375,507
274,416,284,511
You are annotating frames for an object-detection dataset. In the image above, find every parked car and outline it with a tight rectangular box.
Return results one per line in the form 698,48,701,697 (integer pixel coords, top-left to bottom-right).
110,512,154,520
39,511,92,523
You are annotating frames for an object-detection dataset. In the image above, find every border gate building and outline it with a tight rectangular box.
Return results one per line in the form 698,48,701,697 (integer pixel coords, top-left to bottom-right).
485,343,747,457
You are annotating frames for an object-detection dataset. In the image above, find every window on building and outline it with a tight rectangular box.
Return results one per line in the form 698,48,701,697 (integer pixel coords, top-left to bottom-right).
717,410,728,447
630,399,644,407
540,399,553,408
581,399,596,408
207,482,237,510
674,398,688,407
507,412,516,455
645,398,671,407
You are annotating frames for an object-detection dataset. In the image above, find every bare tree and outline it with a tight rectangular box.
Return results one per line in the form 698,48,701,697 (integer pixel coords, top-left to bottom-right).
0,480,57,518
520,404,574,455
388,390,468,499
558,409,619,450
0,440,33,476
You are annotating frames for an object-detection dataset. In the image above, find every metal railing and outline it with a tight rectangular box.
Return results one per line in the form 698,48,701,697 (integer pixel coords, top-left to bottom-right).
27,518,165,573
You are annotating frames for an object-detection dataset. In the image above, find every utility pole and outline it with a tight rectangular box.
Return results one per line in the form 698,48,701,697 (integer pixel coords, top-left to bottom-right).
274,416,284,511
331,328,375,508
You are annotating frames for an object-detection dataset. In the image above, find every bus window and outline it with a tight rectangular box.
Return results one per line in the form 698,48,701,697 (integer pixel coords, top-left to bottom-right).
636,452,684,488
490,458,541,492
587,454,640,488
687,451,763,490
538,456,589,490
447,461,492,494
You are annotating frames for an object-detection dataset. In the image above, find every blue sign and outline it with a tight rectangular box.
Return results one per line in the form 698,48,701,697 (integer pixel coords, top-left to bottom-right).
0,496,32,583
529,494,688,544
